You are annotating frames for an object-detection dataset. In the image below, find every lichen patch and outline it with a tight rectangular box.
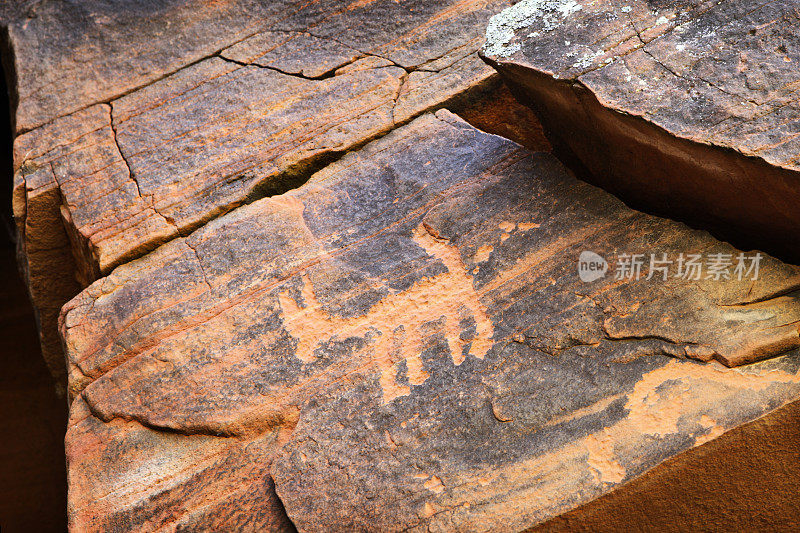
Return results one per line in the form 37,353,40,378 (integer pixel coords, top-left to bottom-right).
484,0,583,58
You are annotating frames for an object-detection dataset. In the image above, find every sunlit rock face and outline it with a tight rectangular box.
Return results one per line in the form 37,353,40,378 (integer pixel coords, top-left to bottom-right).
7,0,508,384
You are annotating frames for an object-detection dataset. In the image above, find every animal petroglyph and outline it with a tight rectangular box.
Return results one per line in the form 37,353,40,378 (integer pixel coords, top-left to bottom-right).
278,223,494,402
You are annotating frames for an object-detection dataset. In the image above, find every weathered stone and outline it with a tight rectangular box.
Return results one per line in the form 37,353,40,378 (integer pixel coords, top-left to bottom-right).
3,0,306,134
482,0,800,262
7,0,507,382
4,0,510,134
64,112,800,531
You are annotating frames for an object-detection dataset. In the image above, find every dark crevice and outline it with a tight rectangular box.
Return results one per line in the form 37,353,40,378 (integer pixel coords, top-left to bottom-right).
108,102,143,198
0,227,68,531
216,52,362,81
0,26,16,243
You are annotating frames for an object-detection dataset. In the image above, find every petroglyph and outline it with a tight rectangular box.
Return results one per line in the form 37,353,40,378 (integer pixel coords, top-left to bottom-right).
278,223,494,403
585,431,626,484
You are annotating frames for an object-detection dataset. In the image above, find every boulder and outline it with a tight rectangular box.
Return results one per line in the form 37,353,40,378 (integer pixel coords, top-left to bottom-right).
481,0,800,262
64,112,800,531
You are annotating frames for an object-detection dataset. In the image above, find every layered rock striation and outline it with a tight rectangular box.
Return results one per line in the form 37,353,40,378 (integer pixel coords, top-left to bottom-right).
5,0,512,384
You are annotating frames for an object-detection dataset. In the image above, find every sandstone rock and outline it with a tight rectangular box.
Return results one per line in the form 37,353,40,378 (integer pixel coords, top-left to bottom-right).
4,0,507,134
64,112,800,531
482,0,800,262
4,0,316,134
6,0,508,382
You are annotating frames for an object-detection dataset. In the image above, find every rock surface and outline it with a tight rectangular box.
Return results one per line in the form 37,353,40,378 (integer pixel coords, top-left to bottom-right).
5,0,509,383
482,0,800,262
64,112,800,531
6,0,800,528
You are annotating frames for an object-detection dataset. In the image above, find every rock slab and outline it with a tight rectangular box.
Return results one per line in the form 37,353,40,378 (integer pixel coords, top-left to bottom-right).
482,0,800,262
64,112,800,531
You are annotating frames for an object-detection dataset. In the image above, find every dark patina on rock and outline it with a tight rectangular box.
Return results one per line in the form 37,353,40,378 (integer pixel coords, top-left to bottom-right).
63,112,800,531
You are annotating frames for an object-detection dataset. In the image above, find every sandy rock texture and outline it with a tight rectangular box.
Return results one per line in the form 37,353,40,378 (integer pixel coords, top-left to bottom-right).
482,0,800,262
4,0,509,384
63,112,800,531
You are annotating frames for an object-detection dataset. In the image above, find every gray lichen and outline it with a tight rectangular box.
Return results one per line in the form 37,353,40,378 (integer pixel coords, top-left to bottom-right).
483,0,583,58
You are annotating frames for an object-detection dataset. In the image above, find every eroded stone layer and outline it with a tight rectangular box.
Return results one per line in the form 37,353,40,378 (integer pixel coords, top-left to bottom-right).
482,0,800,262
63,112,800,531
7,0,508,382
